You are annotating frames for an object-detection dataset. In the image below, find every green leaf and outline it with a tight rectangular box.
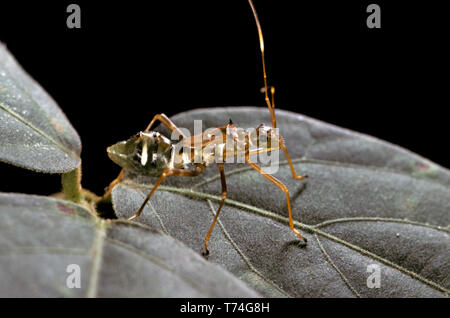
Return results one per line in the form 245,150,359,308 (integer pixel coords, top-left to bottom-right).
0,192,259,297
112,107,450,297
0,43,81,173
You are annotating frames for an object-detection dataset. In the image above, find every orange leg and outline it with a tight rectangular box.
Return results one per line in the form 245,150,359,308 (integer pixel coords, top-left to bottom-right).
103,168,124,199
253,124,308,181
245,153,307,242
279,138,308,181
203,163,227,256
144,113,187,140
128,164,205,221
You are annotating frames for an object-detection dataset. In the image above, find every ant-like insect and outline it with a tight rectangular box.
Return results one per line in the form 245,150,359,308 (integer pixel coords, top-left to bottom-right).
105,0,308,255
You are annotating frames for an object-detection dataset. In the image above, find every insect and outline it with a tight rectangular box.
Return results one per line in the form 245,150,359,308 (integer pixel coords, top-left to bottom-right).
105,0,308,255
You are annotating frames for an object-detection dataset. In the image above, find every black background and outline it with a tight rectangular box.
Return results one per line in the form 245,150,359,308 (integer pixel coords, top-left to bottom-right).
0,1,448,196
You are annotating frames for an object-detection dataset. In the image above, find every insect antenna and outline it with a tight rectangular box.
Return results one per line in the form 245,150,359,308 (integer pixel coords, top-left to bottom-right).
248,0,277,128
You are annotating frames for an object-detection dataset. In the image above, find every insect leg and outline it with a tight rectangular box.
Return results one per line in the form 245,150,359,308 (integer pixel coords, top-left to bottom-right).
128,164,205,221
255,124,308,181
102,168,124,199
144,113,187,140
278,137,308,181
244,155,307,242
203,163,227,256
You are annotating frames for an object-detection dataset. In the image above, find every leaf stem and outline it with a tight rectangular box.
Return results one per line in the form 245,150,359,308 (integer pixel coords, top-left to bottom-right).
61,165,82,203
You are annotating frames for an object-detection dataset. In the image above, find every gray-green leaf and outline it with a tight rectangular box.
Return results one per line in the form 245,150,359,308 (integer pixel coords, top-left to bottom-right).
112,107,450,298
0,192,259,297
0,43,81,173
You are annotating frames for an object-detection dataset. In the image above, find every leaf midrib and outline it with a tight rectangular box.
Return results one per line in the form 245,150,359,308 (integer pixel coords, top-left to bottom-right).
0,102,77,158
0,56,71,149
118,181,450,295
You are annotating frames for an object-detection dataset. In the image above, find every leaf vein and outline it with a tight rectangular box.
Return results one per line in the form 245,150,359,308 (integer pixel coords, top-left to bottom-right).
86,219,107,298
0,59,70,148
105,236,211,295
0,102,76,157
119,182,449,295
314,234,361,298
206,199,290,297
